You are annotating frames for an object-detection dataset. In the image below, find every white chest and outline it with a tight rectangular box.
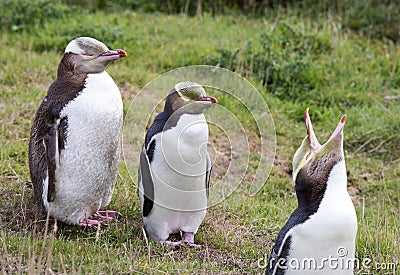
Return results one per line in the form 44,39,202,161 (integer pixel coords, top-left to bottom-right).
147,113,209,211
156,113,209,177
60,72,123,149
61,72,122,126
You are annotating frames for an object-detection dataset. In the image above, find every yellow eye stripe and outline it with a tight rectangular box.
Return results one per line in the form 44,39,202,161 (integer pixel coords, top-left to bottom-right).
175,82,206,101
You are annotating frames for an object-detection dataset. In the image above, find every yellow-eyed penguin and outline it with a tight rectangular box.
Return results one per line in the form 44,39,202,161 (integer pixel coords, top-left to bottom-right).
266,108,357,274
29,37,127,226
138,81,217,247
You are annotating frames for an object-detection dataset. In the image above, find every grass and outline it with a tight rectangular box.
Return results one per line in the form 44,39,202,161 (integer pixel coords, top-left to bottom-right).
1,7,399,275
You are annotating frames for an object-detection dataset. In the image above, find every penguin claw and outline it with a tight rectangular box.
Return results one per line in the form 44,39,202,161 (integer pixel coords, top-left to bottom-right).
160,232,201,248
78,211,120,227
94,210,121,220
78,219,102,227
182,232,201,248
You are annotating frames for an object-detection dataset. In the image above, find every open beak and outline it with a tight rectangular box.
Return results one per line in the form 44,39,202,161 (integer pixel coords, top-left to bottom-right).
304,108,321,151
327,114,346,142
196,96,218,105
99,49,127,61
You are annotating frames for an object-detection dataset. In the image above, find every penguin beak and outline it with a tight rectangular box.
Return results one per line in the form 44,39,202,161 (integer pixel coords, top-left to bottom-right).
196,96,218,105
327,114,346,142
99,49,127,61
304,108,321,151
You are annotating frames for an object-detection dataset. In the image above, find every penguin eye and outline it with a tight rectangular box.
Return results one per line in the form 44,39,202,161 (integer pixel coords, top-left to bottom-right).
305,151,312,160
178,92,190,102
83,53,92,56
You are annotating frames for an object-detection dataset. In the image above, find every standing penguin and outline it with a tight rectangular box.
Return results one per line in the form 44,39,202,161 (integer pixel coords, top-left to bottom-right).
266,109,357,274
29,37,127,226
138,81,217,247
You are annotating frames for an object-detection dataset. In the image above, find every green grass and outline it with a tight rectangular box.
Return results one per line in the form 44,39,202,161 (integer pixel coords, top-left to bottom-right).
1,7,399,275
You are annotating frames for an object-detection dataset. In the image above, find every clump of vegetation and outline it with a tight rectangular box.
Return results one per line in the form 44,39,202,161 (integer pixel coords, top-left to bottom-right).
31,23,125,52
341,0,400,42
1,0,71,31
62,0,249,15
202,23,330,105
202,20,399,160
63,0,400,42
293,0,400,42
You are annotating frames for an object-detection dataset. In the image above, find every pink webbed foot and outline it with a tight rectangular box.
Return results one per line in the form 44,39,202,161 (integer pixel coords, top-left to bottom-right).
78,219,101,227
160,232,201,248
78,210,120,227
93,210,121,220
181,232,201,248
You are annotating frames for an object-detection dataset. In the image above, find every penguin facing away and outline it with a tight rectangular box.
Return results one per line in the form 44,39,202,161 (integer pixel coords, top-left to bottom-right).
266,109,357,274
29,37,127,226
138,81,217,247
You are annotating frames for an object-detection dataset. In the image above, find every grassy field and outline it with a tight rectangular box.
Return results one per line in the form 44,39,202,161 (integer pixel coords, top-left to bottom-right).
1,6,399,275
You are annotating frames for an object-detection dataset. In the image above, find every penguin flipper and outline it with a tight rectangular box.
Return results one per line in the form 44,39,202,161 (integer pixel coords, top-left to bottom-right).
205,152,212,199
29,98,59,209
140,145,155,217
266,229,293,275
44,118,61,202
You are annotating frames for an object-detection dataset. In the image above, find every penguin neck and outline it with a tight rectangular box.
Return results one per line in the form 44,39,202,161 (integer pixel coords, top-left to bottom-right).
295,160,348,212
295,185,326,213
325,160,348,193
57,53,88,83
164,92,183,116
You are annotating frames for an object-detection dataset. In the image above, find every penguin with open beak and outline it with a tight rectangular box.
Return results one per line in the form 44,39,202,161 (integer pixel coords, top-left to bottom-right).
266,109,357,274
138,81,217,247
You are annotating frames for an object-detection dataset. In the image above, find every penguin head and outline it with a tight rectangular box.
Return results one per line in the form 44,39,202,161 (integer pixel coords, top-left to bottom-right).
292,108,346,184
63,37,127,74
165,82,217,115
